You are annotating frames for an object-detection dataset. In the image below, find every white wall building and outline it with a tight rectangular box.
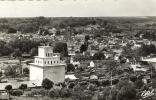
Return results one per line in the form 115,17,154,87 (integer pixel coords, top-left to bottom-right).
29,46,66,84
142,58,156,70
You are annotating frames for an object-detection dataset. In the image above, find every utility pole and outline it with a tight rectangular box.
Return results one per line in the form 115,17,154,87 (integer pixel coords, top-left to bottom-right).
110,71,113,100
111,71,112,87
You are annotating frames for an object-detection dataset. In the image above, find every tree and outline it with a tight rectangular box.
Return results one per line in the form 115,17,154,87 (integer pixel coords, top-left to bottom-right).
38,89,47,97
16,23,37,33
42,78,54,94
117,85,136,100
30,47,38,57
48,89,60,98
4,65,16,77
67,64,75,72
80,44,87,53
59,22,67,29
99,87,111,100
130,75,137,82
35,16,50,26
10,90,23,96
88,83,96,91
7,27,17,33
8,38,40,54
5,85,12,100
2,45,12,56
12,48,22,58
134,78,144,89
85,35,90,41
53,42,68,57
94,34,101,38
115,79,137,100
93,51,105,60
122,43,140,62
60,88,72,98
138,44,156,57
19,84,27,93
0,40,12,56
68,82,75,89
0,71,2,77
102,80,110,86
117,79,132,90
23,67,29,75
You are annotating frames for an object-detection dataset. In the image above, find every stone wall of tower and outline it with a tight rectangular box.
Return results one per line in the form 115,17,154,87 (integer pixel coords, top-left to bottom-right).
42,57,61,66
34,57,61,66
38,46,53,58
43,65,65,83
30,65,43,82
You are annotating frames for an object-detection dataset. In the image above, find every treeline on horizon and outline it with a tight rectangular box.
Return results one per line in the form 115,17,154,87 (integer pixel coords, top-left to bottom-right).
0,16,156,34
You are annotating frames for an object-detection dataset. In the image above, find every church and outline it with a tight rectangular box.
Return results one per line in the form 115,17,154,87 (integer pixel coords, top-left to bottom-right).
29,46,66,83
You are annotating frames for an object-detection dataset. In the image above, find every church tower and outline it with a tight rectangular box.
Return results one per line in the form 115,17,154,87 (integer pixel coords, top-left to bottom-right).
29,46,66,84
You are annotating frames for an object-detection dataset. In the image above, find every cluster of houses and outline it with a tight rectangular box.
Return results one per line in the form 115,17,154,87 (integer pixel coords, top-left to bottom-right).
0,24,156,92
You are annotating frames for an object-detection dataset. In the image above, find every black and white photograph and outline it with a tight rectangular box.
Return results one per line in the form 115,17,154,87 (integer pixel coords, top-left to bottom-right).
0,0,156,100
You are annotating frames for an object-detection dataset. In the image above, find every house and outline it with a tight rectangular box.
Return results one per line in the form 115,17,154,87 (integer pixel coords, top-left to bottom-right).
104,51,114,59
48,28,57,36
90,75,98,80
88,61,95,68
70,56,80,67
130,64,147,72
142,58,156,71
65,74,78,80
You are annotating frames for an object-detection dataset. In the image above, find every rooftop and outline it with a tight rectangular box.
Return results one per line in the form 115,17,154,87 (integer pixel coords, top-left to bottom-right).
29,63,66,68
38,46,53,48
142,58,156,62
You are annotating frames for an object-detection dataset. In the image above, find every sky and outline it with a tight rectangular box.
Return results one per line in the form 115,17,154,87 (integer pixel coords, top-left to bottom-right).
0,0,156,17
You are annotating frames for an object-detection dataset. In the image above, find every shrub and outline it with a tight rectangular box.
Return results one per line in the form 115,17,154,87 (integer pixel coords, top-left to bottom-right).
40,89,47,97
10,90,23,96
68,82,75,89
117,86,137,100
71,90,83,100
23,67,29,75
98,92,105,100
79,81,88,86
88,84,96,91
5,84,12,100
60,88,72,98
42,78,54,90
102,80,110,86
97,87,112,100
130,75,137,82
27,90,39,97
19,84,27,93
112,79,119,85
25,89,47,97
134,79,144,89
48,89,60,98
72,90,92,100
73,84,83,91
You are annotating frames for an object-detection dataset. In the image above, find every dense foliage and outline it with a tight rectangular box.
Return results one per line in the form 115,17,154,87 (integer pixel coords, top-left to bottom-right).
53,42,68,57
42,78,54,90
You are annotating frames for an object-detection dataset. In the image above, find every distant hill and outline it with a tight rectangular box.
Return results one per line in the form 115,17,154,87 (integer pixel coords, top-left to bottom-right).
0,16,156,34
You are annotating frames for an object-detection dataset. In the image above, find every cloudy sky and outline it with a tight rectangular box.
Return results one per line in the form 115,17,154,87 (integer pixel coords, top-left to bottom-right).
0,0,155,17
